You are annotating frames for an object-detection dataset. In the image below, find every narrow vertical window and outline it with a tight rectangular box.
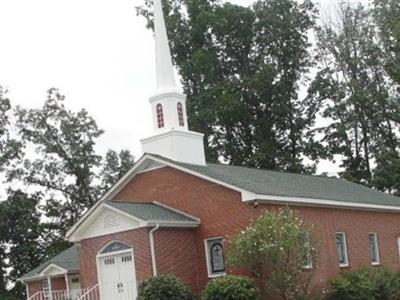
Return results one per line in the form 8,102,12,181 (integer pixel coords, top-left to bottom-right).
205,238,225,277
336,232,349,267
177,102,184,126
303,232,312,268
42,279,50,298
368,233,380,265
156,103,164,128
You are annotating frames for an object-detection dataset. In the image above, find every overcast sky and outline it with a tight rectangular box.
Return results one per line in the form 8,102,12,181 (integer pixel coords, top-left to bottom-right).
0,0,368,175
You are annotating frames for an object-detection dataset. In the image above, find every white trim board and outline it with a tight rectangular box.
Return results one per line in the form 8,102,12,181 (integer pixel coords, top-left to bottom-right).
68,203,147,242
244,193,400,213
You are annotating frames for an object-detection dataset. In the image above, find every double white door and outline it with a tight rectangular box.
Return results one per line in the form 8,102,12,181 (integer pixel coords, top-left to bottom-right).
99,252,137,300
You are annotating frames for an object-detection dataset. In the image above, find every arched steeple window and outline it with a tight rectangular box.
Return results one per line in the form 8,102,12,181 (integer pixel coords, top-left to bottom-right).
177,102,184,127
156,104,164,128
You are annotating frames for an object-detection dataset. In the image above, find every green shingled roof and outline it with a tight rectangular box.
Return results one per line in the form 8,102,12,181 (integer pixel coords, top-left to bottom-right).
106,201,200,225
149,154,400,207
20,245,79,281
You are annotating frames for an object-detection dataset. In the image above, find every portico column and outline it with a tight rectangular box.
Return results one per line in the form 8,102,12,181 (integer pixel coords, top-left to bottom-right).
64,273,70,298
25,284,29,299
47,276,53,300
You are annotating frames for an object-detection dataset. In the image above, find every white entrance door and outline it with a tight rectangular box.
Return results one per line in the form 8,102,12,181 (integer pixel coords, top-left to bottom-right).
99,251,137,300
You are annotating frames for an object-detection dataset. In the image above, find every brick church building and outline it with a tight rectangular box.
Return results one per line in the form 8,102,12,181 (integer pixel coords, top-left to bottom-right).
20,0,400,299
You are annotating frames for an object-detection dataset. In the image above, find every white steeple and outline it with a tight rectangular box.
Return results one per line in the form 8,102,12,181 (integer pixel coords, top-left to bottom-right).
140,0,206,166
154,0,177,92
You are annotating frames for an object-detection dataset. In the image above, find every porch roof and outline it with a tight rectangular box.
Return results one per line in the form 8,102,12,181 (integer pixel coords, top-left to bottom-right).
106,201,200,225
20,245,79,282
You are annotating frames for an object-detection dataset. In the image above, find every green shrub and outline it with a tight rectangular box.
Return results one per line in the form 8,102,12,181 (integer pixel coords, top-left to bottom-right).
137,274,192,300
201,275,257,300
330,268,400,300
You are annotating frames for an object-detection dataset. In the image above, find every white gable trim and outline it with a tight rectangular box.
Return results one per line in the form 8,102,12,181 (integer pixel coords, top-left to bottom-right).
147,155,248,194
244,192,400,212
40,264,67,276
67,203,147,242
66,155,155,239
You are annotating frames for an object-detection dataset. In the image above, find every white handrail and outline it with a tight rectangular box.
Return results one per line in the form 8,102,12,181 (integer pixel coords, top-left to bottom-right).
27,289,91,300
77,284,100,300
27,291,41,300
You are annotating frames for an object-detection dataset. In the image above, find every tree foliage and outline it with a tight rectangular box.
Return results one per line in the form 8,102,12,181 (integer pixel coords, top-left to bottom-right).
201,275,258,300
10,89,135,244
0,190,45,299
309,3,400,184
0,88,135,296
228,208,317,300
330,267,400,300
138,274,192,300
0,87,21,170
138,0,323,173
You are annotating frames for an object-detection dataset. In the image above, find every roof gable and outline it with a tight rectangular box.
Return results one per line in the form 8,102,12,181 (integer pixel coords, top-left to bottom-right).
68,203,146,242
20,246,79,281
67,199,200,242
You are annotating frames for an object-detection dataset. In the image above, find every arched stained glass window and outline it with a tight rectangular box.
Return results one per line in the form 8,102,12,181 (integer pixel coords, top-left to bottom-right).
206,238,225,275
101,241,131,254
177,102,184,127
156,104,164,128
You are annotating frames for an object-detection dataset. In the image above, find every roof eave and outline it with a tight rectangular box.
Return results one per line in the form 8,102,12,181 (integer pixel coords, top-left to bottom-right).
244,192,400,213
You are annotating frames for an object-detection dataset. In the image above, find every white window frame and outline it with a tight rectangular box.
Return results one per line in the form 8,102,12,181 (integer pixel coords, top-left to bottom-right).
302,232,313,269
204,237,226,278
368,232,380,265
397,237,400,261
42,279,50,292
336,232,349,267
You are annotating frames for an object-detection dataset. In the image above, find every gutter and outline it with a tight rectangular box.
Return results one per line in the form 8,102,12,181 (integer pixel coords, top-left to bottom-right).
149,224,160,276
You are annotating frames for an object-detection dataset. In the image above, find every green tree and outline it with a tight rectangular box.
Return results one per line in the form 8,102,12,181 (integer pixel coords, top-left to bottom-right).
228,208,317,300
10,88,135,254
0,190,45,299
310,3,400,184
138,0,324,173
372,148,400,195
0,86,22,169
374,0,400,87
100,149,135,194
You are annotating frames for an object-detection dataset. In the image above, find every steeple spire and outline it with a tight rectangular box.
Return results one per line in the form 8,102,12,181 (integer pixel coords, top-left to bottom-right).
140,0,206,166
154,0,177,91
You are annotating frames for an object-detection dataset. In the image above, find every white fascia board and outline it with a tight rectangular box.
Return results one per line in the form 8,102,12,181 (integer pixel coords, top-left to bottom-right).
66,155,153,239
67,202,148,242
146,155,248,194
40,264,67,276
148,221,200,228
244,193,400,213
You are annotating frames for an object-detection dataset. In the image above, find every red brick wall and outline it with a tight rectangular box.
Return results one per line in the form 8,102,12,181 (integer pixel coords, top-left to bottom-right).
79,227,153,289
154,228,199,293
27,280,41,298
78,226,198,293
112,166,400,292
27,277,66,297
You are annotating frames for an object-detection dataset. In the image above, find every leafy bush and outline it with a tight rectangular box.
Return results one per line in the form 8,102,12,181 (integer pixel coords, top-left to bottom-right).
201,275,257,300
228,208,317,299
330,268,400,300
137,274,192,300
